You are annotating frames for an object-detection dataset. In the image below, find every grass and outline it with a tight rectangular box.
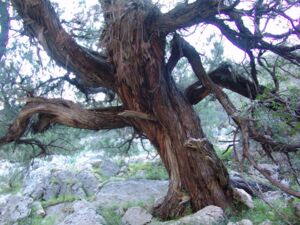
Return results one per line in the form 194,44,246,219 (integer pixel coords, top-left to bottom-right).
226,198,299,225
41,195,80,208
99,200,148,225
127,161,169,180
18,209,56,225
100,205,122,225
0,172,23,194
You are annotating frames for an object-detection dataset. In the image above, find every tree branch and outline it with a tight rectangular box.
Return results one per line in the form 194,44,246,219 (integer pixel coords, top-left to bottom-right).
208,16,300,65
0,97,130,145
185,64,262,104
178,35,300,197
0,1,9,61
11,0,115,89
157,0,221,34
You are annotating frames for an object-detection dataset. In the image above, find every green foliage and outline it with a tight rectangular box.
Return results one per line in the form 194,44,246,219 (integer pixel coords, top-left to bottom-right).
128,161,169,180
41,195,80,208
227,198,299,225
217,146,233,162
92,167,110,182
18,214,56,225
0,169,24,194
100,205,122,225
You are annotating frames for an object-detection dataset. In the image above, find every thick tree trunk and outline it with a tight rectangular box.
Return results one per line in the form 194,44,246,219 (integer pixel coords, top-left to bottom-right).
101,1,233,219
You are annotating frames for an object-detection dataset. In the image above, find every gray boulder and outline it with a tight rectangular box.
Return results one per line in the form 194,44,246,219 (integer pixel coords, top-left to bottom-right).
32,201,45,217
76,169,100,196
23,169,99,200
233,188,254,208
121,207,152,225
58,200,106,225
150,205,224,225
94,159,120,177
45,202,75,224
0,194,33,225
95,180,168,207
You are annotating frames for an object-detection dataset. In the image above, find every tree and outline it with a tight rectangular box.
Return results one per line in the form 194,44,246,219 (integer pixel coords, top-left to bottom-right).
0,0,300,219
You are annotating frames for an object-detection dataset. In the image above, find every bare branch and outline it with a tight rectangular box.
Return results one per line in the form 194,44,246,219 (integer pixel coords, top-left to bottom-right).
0,97,131,145
11,0,115,89
178,34,300,197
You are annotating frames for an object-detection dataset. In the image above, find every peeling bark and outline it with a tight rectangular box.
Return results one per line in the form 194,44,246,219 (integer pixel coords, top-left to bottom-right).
0,97,129,145
4,0,299,220
100,1,233,219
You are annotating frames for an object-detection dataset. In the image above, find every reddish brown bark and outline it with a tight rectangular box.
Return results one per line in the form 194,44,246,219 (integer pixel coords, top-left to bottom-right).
100,1,233,219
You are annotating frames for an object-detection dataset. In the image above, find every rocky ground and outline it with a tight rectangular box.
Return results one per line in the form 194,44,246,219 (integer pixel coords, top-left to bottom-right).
0,151,299,225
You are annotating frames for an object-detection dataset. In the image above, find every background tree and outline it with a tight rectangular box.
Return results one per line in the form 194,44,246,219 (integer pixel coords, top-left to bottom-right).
0,0,300,219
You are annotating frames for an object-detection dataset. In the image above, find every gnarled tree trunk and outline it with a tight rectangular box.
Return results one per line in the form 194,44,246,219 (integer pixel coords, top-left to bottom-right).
3,0,300,220
101,1,233,219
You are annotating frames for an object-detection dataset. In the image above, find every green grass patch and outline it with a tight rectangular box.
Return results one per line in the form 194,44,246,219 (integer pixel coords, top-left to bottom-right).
41,195,80,208
128,161,169,180
99,200,148,225
0,172,23,194
18,208,56,225
227,198,299,225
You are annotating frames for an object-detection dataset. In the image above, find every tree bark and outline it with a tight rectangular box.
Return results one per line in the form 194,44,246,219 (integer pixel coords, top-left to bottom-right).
101,1,233,219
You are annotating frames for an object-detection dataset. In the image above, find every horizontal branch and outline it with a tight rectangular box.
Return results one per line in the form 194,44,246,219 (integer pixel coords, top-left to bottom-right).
185,65,263,104
11,0,115,89
157,0,220,34
0,97,130,145
208,17,300,65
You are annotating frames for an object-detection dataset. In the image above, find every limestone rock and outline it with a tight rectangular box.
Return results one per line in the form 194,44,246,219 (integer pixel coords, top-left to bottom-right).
45,202,75,224
98,159,120,177
76,169,100,196
58,200,106,225
233,188,254,208
121,207,152,225
23,169,99,200
95,180,168,207
0,194,33,225
32,201,45,217
150,205,224,225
